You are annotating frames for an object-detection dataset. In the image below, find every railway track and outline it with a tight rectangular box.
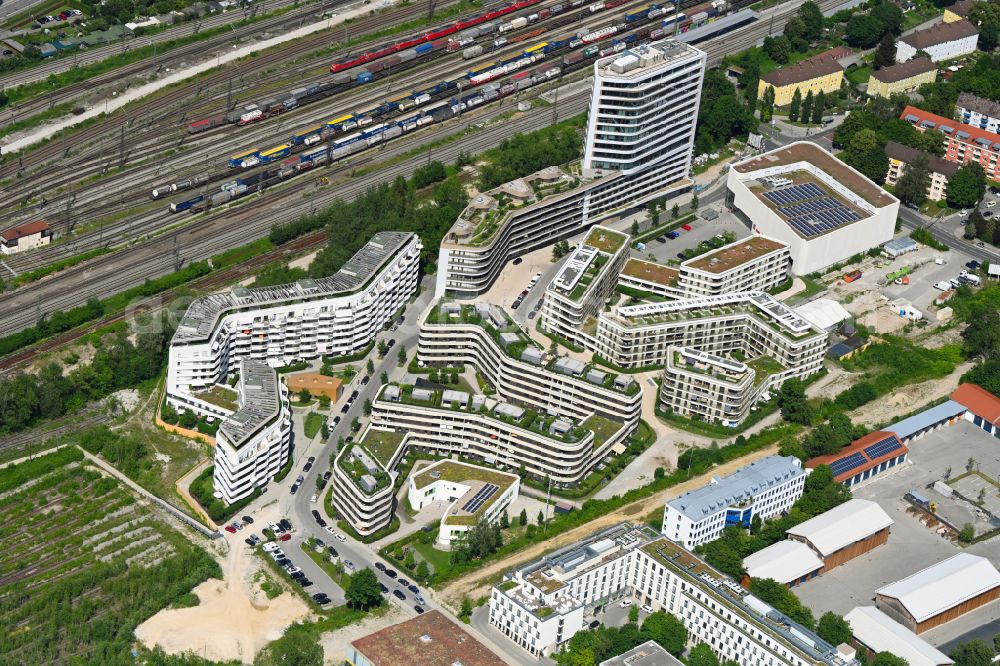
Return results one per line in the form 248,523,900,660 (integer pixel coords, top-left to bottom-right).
0,410,108,455
0,0,849,341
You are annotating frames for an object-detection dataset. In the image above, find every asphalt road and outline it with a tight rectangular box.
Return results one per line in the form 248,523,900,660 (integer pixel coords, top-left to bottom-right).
0,0,44,21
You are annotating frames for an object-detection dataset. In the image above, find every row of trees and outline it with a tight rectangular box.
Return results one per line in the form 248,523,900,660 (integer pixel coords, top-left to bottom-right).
958,286,1000,397
787,88,828,125
556,611,690,665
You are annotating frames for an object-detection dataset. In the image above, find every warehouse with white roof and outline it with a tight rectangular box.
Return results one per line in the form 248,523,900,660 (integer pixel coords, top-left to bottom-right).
875,553,1000,633
787,499,893,572
844,607,953,666
742,540,823,587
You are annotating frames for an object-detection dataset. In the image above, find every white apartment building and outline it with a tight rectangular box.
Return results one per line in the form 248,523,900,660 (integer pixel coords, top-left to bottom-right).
895,19,979,63
369,383,630,486
407,460,519,546
212,360,292,504
329,441,395,537
726,142,899,275
543,226,631,348
167,232,421,418
595,291,827,372
957,92,1000,135
661,346,775,425
662,455,806,548
676,236,790,297
436,40,706,299
417,302,643,426
489,522,859,665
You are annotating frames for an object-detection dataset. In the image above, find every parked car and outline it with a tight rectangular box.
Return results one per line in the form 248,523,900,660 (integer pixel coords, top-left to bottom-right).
641,604,653,613
408,584,419,594
414,605,425,614
620,599,633,608
291,571,305,580
589,620,601,629
242,516,254,524
375,562,386,571
280,519,291,530
225,525,237,534
263,542,279,552
393,590,406,600
399,579,410,588
290,483,300,495
385,569,397,578
279,533,292,542
323,471,332,481
379,583,389,593
244,537,257,546
310,494,318,503
681,224,692,231
512,257,523,265
361,375,370,385
967,260,982,270
327,546,339,558
344,560,355,571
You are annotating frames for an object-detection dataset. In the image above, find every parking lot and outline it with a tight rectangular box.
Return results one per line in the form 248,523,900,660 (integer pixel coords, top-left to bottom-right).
634,208,750,267
794,420,1000,647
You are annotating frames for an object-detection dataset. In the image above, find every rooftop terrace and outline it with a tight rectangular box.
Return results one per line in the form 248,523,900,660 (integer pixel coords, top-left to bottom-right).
621,258,679,287
413,460,518,526
733,142,895,208
172,232,415,344
585,226,629,254
684,236,787,274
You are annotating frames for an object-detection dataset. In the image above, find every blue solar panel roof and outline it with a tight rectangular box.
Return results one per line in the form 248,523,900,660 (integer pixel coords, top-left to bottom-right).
829,452,867,478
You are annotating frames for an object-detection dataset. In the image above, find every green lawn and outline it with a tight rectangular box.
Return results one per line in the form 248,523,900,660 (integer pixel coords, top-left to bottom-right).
846,65,871,86
194,384,239,411
413,541,454,578
304,411,325,439
362,429,406,467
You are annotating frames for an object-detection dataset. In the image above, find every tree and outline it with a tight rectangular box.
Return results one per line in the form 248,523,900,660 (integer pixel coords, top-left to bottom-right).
817,612,852,646
346,567,383,609
519,508,528,526
179,409,197,428
0,88,7,109
366,358,374,374
362,398,372,415
801,91,814,125
779,378,812,425
811,90,825,125
760,85,776,123
871,1,903,34
960,523,976,542
380,371,388,384
631,220,640,236
947,163,987,209
895,154,931,207
874,33,896,69
350,417,360,432
789,88,802,123
844,129,889,185
784,15,809,52
629,605,639,623
845,14,885,48
500,511,510,529
687,644,721,666
460,597,473,620
763,35,791,63
416,560,429,579
749,578,815,629
537,509,544,526
253,622,322,666
404,549,416,570
691,194,699,210
798,1,824,41
377,340,389,358
871,653,909,666
950,640,995,666
671,203,679,219
641,611,687,655
397,346,407,367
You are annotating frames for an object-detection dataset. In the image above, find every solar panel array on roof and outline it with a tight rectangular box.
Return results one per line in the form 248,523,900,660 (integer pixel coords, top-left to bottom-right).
829,452,867,478
762,184,862,238
762,183,824,205
462,483,499,513
863,434,903,460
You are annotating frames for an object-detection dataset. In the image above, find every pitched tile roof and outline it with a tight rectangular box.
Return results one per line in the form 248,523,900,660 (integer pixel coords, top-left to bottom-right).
1,220,50,241
870,58,936,84
900,18,979,49
957,91,1000,121
884,141,959,177
950,383,1000,425
761,53,843,88
900,105,1000,151
806,431,909,483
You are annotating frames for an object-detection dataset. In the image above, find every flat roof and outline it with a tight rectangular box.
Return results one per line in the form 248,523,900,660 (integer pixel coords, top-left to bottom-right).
621,258,678,286
585,226,629,254
786,499,893,556
350,610,506,666
218,360,282,449
844,607,954,666
733,142,895,208
887,399,966,440
598,39,704,79
684,236,787,274
795,298,850,331
600,640,684,666
876,553,1000,622
743,540,823,584
951,383,1000,425
667,455,804,521
172,231,416,344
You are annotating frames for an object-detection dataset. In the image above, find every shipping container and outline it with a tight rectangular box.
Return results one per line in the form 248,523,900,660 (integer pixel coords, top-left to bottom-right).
479,21,497,33
515,78,534,90
170,195,204,213
415,42,434,54
398,48,417,62
563,51,584,65
463,44,484,59
357,71,374,83
229,149,260,169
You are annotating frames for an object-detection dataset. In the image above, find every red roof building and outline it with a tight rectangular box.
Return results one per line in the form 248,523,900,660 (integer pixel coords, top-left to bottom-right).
900,106,1000,181
0,220,52,255
807,431,909,487
951,383,1000,434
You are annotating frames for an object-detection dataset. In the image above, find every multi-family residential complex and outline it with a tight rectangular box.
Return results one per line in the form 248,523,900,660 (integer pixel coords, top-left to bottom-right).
726,142,899,275
943,0,975,23
956,91,1000,135
436,40,706,298
330,301,643,535
884,141,958,202
212,360,292,504
166,232,421,418
370,382,630,486
895,19,978,63
901,105,1000,180
757,50,844,107
661,455,807,548
406,460,519,546
542,226,631,348
489,522,859,665
866,58,937,99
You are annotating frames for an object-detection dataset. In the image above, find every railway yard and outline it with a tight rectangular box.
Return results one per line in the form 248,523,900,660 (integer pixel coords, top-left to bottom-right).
0,0,842,342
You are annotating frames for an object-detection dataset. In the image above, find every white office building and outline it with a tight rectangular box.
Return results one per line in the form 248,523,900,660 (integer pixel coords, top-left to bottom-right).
726,142,899,275
662,455,806,548
212,360,292,504
489,522,859,665
436,40,705,298
167,232,421,418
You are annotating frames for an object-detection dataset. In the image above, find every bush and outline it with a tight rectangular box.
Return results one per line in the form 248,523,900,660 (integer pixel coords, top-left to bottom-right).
189,466,261,523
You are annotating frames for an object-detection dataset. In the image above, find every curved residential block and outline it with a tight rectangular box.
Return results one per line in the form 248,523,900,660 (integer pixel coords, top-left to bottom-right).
167,232,421,418
212,360,292,504
329,442,395,538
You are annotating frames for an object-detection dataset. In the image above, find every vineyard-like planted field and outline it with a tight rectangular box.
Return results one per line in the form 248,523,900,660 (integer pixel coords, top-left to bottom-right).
0,446,220,662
